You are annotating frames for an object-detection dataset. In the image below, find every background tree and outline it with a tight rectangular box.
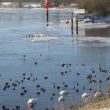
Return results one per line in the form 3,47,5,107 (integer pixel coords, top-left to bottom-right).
0,0,1,6
18,0,22,8
78,0,110,16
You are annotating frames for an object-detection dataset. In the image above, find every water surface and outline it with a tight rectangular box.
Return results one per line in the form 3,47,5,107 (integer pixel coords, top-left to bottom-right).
0,8,110,110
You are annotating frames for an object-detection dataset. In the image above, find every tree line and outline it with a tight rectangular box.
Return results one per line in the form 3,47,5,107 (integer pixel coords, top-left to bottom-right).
78,0,110,16
0,0,75,3
0,0,76,8
0,0,110,16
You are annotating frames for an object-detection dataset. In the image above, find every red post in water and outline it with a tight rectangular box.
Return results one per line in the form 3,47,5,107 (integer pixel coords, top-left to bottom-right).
45,0,49,26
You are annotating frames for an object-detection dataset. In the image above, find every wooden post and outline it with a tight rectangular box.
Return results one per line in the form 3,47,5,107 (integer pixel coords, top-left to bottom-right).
71,12,74,36
76,16,79,35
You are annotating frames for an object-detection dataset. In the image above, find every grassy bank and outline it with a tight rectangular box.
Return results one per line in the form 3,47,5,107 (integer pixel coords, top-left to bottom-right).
69,97,110,110
80,98,110,110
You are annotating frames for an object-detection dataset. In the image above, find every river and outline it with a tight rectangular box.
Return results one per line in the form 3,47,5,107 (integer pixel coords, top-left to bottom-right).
0,8,110,110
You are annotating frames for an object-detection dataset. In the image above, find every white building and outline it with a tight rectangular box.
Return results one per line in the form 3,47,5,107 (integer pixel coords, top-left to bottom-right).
73,8,85,15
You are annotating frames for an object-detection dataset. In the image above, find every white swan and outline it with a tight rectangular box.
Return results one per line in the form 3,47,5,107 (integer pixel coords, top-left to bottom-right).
59,90,67,96
58,96,64,102
27,98,37,105
82,92,88,99
81,92,89,103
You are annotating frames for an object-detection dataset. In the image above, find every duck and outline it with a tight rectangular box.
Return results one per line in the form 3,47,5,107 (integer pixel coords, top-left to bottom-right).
93,91,103,98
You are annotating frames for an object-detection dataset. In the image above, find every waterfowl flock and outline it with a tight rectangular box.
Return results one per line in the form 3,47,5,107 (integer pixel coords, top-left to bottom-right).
25,33,51,40
0,53,110,110
25,33,58,42
0,52,110,110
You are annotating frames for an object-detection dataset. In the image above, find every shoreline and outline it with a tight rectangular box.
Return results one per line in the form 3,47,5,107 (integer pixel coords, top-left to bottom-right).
79,97,110,110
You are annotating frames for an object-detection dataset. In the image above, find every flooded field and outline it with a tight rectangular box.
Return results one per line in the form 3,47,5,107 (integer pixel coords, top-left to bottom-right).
0,8,110,110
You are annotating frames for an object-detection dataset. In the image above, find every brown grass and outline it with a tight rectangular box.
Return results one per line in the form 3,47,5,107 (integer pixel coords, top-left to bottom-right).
78,97,110,110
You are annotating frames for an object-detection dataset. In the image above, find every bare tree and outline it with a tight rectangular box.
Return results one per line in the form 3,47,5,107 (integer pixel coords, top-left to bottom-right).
0,0,1,6
78,0,110,16
18,0,22,8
